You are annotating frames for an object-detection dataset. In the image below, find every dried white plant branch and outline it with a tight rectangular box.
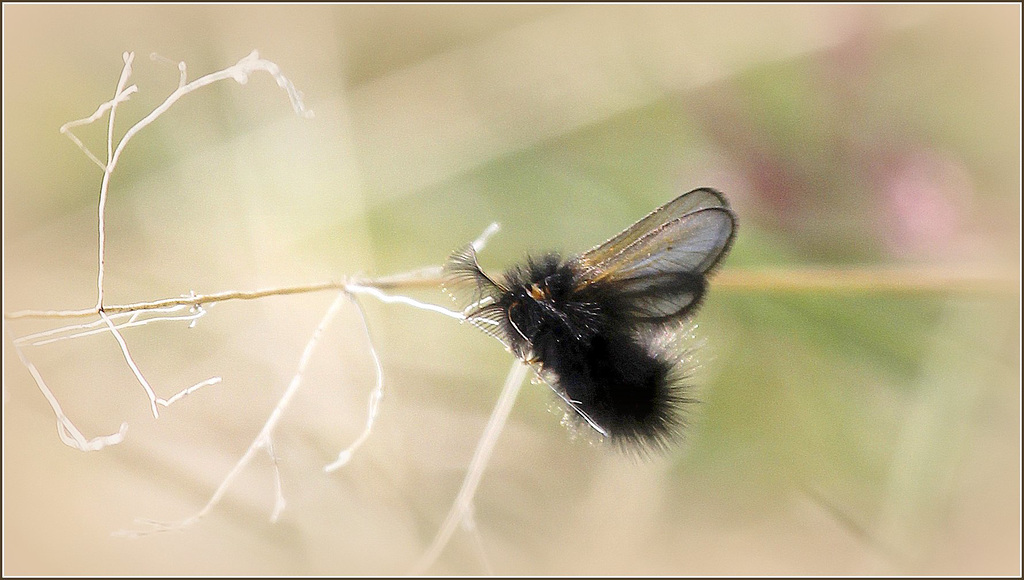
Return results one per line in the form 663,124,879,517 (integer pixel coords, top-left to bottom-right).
471,222,501,252
9,50,312,452
266,439,287,524
110,280,473,535
93,309,223,418
6,282,344,320
461,505,496,575
346,284,464,321
10,48,523,571
59,82,138,171
14,305,207,347
98,310,164,418
156,377,224,408
118,292,349,536
412,360,529,574
324,293,386,472
4,324,129,451
59,50,312,312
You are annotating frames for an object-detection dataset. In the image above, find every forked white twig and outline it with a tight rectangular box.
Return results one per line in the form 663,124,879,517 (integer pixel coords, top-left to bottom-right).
411,360,529,573
94,52,135,309
98,310,161,418
59,80,138,171
461,504,495,575
58,50,312,312
4,324,128,451
11,47,524,570
8,50,312,452
112,262,491,534
95,310,222,418
14,305,206,347
324,294,386,472
118,292,348,536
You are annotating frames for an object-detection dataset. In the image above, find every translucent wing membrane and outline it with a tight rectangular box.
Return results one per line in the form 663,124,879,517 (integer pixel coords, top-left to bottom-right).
585,207,736,280
605,271,705,321
578,194,736,321
581,188,732,268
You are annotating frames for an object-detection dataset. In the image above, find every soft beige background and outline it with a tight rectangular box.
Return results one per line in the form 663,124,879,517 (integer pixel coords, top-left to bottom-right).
4,4,1020,575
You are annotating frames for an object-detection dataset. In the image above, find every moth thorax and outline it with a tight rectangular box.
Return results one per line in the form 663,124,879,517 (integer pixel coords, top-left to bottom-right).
527,282,549,301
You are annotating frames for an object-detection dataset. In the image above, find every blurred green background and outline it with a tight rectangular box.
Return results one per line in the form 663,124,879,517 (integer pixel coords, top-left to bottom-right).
3,4,1019,575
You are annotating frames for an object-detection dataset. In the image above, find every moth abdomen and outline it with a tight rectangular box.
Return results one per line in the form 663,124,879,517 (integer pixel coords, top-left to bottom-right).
497,254,691,452
543,330,686,451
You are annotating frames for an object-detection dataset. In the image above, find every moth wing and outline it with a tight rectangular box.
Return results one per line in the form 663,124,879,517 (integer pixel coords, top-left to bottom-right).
581,188,731,266
579,206,736,320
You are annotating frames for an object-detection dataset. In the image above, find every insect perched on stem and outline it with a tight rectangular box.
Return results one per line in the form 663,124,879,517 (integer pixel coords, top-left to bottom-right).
445,188,736,453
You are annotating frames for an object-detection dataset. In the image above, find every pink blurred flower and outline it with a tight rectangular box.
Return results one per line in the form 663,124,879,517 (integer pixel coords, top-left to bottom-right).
878,150,974,260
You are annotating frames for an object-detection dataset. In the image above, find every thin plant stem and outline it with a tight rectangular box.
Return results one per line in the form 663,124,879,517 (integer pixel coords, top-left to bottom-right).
119,292,349,536
411,360,530,574
6,266,1016,322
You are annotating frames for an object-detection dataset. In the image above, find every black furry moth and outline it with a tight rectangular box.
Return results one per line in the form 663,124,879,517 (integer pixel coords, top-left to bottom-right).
444,188,736,453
